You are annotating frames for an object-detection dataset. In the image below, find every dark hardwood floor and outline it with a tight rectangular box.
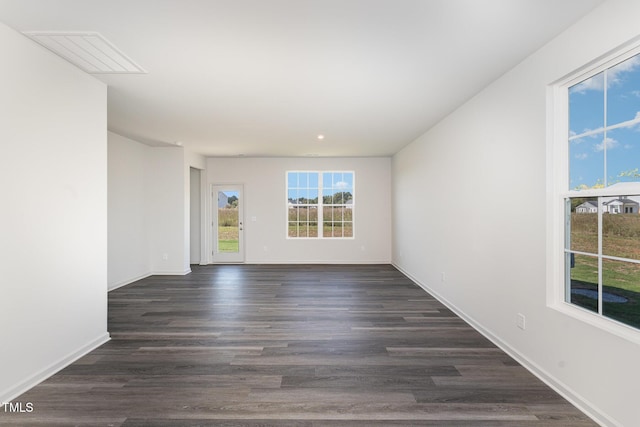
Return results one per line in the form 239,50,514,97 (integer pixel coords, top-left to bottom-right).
1,264,596,426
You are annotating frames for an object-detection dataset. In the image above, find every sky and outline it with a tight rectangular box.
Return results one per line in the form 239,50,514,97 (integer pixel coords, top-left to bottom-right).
569,53,640,190
287,172,354,203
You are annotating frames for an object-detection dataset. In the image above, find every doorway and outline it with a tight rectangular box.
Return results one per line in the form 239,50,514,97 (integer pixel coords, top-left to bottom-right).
212,184,244,263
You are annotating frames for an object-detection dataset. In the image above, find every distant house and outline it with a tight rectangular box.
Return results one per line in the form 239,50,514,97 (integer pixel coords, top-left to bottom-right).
218,192,229,208
604,198,639,214
575,201,598,214
576,198,640,214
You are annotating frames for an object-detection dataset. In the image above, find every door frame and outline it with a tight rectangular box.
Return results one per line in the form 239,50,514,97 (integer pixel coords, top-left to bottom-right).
211,184,245,263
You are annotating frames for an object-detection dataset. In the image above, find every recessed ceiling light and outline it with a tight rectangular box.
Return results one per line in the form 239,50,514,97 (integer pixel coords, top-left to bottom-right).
317,134,325,141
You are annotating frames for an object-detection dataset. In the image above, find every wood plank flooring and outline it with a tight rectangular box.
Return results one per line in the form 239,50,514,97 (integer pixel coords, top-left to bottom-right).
1,264,596,426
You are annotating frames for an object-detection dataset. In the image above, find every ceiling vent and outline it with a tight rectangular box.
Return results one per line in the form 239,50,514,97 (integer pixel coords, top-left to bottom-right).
23,31,147,74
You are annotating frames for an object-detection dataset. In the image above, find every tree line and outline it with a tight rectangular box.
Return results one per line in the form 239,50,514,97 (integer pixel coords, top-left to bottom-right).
288,192,353,205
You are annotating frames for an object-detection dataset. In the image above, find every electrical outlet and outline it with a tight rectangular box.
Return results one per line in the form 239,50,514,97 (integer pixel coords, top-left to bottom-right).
162,253,168,260
517,313,526,330
441,272,446,282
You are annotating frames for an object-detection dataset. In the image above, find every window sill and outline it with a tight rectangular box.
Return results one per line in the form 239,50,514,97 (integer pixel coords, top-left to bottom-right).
549,301,640,345
285,237,356,240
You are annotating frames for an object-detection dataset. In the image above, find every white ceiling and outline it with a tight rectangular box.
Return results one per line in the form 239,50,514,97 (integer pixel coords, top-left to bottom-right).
0,0,603,157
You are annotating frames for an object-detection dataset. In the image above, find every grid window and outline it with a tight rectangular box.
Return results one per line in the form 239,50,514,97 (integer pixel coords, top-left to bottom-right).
287,171,354,239
562,51,640,330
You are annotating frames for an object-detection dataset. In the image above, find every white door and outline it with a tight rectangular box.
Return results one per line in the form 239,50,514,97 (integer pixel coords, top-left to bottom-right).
212,185,244,263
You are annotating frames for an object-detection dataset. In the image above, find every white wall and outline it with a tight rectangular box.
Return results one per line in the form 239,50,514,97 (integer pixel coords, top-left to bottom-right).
184,151,205,269
108,133,205,286
392,1,640,426
190,168,202,264
108,132,151,289
207,157,391,264
0,22,109,402
148,147,188,274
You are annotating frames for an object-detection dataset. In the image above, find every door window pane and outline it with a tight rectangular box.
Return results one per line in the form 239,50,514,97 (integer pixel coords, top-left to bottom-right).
217,190,239,253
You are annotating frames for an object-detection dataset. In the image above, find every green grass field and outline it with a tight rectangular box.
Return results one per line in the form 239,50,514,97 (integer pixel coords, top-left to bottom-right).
218,239,239,252
570,213,640,327
287,206,353,237
218,213,239,252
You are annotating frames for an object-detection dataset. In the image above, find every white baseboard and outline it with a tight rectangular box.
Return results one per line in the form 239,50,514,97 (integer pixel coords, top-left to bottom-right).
242,260,392,265
108,272,152,292
108,269,192,292
0,333,110,404
392,262,618,427
152,268,191,275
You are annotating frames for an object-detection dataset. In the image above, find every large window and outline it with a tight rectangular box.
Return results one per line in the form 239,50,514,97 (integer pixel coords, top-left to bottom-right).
560,49,640,331
287,171,354,238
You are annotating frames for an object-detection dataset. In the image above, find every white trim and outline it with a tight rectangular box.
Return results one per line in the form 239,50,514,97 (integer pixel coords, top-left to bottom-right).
568,127,604,141
599,253,640,264
551,301,640,345
283,236,356,241
108,272,153,292
200,166,208,266
570,116,640,141
211,184,245,263
152,268,191,276
392,263,621,427
547,39,640,338
0,333,110,404
554,36,640,90
562,187,640,198
108,270,192,292
546,83,567,308
566,248,640,265
244,260,390,265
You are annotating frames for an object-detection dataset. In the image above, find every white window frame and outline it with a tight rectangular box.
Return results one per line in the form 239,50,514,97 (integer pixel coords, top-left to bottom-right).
286,170,355,239
547,41,640,344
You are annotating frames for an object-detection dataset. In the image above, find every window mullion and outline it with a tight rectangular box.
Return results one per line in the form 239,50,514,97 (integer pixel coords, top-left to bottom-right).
564,199,572,303
603,69,608,187
600,69,606,315
597,197,603,316
318,172,323,238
